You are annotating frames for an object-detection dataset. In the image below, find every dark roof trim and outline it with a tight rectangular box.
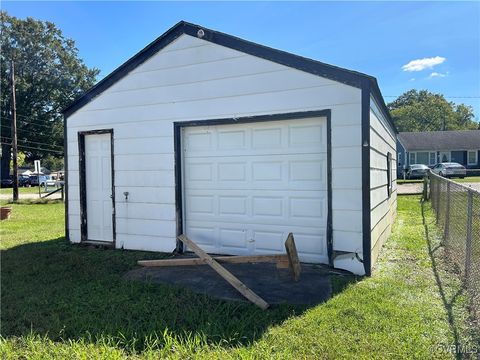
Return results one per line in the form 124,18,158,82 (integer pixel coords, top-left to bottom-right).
63,20,393,129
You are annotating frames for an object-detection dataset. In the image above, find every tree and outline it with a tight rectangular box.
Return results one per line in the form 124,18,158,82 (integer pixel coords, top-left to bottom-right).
9,151,25,170
0,12,99,179
388,89,478,132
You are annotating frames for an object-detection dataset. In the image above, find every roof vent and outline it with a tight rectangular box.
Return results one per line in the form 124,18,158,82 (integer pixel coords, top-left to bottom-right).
197,29,205,38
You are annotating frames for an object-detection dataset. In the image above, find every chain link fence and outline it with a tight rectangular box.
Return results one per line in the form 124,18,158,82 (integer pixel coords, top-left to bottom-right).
429,172,480,317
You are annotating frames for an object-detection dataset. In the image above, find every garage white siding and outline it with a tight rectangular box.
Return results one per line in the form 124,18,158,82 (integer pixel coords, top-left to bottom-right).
183,117,328,263
369,96,397,267
66,33,364,272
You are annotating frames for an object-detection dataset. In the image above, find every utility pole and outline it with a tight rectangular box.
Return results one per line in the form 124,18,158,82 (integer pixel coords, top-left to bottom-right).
11,60,18,202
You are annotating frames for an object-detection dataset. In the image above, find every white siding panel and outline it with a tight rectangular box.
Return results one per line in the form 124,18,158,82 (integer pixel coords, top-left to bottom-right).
117,233,176,252
87,70,341,111
369,96,397,270
131,43,245,74
114,137,173,155
332,189,362,211
68,185,80,201
111,56,286,93
72,85,360,127
68,214,81,230
115,154,174,171
116,218,176,237
161,34,207,52
332,168,362,190
68,156,79,171
113,123,173,139
331,125,361,147
370,168,388,189
370,186,388,210
115,171,175,187
333,210,362,232
68,170,80,186
69,229,81,243
333,230,363,252
115,186,175,204
332,147,362,168
69,201,80,216
331,103,362,126
116,203,175,221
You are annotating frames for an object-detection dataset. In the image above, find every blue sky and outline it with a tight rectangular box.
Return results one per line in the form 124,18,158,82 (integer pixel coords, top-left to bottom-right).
4,1,480,120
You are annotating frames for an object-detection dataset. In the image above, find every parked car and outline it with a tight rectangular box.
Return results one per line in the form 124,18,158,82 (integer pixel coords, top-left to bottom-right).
431,162,466,178
19,175,31,187
1,177,13,188
29,174,48,186
45,176,56,187
405,164,430,179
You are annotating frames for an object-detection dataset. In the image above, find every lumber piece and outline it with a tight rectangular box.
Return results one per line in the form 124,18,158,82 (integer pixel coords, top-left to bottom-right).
138,254,288,267
285,233,301,281
178,234,270,310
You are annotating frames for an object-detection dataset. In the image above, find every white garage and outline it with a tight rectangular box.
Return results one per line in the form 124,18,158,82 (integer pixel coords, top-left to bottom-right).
63,21,397,276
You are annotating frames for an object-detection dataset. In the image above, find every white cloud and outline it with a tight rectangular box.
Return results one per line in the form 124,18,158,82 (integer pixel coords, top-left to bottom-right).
402,56,446,72
409,78,416,82
429,72,446,78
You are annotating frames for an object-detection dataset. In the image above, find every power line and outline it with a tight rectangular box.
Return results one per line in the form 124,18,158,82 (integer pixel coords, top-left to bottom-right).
0,124,61,139
0,141,63,154
1,135,63,150
384,95,480,99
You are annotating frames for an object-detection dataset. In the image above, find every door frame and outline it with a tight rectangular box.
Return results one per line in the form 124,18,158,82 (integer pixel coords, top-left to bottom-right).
78,129,116,246
173,109,333,265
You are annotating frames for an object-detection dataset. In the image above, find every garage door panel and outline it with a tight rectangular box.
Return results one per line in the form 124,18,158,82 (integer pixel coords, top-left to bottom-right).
185,192,326,227
185,154,326,191
183,117,328,263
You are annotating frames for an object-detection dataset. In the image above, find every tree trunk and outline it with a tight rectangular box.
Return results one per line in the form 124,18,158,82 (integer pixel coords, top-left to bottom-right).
1,143,11,179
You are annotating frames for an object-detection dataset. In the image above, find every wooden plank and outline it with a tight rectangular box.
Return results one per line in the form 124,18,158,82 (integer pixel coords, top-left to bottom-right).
138,254,288,267
178,234,270,310
138,258,207,267
285,233,301,281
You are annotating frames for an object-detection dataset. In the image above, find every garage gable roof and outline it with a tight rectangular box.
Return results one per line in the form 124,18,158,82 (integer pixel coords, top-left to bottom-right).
63,20,393,129
398,130,480,151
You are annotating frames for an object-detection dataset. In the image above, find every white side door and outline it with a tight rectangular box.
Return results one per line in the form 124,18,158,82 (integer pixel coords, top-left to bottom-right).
85,133,113,242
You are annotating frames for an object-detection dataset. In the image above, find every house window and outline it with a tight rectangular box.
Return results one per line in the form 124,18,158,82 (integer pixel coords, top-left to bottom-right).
429,152,436,165
387,152,392,197
468,150,478,165
398,152,402,166
409,152,416,165
416,152,429,165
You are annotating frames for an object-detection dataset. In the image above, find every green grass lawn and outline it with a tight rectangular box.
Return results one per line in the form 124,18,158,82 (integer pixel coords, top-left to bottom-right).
455,176,480,183
0,186,59,195
397,179,424,184
1,197,478,359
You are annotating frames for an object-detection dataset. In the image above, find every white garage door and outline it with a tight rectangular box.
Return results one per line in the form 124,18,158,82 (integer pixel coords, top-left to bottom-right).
183,117,328,263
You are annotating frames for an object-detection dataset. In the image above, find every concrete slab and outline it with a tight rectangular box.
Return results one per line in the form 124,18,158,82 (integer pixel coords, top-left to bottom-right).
125,262,343,306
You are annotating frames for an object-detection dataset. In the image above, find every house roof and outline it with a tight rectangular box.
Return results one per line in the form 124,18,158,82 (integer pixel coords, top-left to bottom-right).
398,130,480,151
62,21,395,132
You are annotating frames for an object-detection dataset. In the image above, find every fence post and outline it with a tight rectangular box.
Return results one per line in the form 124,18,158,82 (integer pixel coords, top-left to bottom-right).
423,176,428,201
444,181,450,242
465,191,473,285
435,177,440,224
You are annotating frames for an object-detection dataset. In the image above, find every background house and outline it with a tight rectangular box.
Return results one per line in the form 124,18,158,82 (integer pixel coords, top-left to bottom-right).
397,130,480,177
63,21,397,276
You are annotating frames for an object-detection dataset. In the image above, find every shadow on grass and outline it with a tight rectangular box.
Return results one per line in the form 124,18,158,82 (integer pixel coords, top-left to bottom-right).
1,237,356,352
421,200,464,360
